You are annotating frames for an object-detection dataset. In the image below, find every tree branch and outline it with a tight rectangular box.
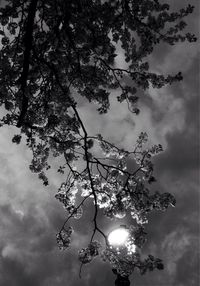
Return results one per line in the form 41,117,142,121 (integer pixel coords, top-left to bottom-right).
17,0,38,127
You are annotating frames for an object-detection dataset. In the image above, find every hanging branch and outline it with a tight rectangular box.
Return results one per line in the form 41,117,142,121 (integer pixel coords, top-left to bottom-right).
17,0,38,127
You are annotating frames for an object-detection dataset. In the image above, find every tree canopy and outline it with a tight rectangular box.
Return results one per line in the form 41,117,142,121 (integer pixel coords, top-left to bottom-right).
0,0,196,279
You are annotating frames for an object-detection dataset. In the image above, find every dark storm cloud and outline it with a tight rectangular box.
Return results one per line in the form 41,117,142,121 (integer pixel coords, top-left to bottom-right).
175,249,199,286
123,38,199,286
0,199,88,286
0,257,39,286
145,81,200,286
0,127,99,286
157,128,199,176
153,52,199,177
0,204,41,286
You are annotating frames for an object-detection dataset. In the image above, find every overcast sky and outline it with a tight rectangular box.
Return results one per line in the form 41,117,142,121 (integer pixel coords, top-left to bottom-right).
0,0,199,286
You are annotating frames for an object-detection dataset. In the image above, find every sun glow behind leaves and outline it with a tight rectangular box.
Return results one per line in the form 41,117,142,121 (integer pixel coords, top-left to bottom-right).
108,227,137,255
108,228,129,246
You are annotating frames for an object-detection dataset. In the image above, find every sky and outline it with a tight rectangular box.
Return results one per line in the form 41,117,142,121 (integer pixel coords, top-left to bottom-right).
0,0,199,286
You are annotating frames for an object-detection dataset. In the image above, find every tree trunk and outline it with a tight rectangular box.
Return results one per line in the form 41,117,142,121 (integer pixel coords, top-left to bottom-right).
115,274,130,286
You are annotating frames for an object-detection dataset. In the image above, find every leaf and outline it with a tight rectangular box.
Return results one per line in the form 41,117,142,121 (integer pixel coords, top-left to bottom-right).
1,36,9,45
12,134,22,144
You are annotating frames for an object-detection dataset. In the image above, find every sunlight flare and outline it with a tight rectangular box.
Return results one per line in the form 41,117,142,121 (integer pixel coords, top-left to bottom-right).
108,228,129,246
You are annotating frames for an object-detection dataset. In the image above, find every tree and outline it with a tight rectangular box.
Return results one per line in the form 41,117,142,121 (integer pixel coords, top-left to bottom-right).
0,0,196,281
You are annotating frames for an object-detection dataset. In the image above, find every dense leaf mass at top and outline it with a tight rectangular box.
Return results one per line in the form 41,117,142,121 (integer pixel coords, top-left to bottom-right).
0,0,196,278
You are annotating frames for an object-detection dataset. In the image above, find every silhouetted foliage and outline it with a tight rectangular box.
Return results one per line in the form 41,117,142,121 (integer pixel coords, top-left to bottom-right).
0,0,196,279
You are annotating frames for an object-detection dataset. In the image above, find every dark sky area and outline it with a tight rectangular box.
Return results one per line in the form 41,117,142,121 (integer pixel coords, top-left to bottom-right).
0,0,199,285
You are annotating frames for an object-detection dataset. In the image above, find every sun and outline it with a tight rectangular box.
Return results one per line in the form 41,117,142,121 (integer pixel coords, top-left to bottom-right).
108,227,129,246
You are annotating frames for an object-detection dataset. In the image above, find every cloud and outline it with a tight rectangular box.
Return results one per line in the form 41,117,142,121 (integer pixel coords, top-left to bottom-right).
156,42,198,75
160,228,199,286
162,230,191,275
